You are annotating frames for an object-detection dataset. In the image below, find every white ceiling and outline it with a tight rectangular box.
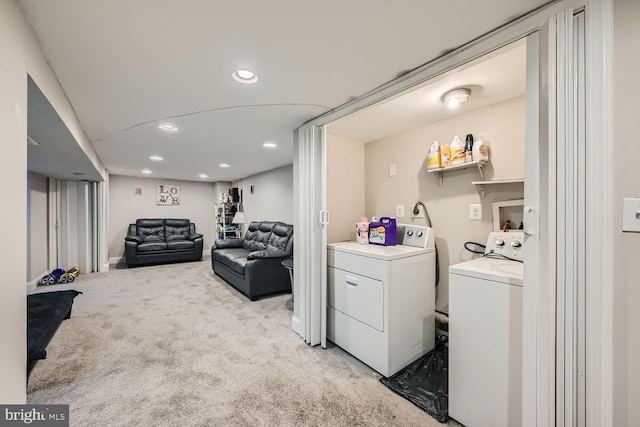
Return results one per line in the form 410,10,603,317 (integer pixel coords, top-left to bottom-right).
27,76,104,181
19,0,549,182
327,40,527,143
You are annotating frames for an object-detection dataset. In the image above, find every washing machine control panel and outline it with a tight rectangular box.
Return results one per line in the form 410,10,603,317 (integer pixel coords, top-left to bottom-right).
485,231,524,261
396,224,435,249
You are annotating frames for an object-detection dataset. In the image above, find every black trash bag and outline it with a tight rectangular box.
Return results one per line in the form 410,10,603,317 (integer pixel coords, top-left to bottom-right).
380,335,449,422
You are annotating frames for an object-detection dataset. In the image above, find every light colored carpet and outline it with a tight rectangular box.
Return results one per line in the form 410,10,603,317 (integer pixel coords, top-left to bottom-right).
27,258,446,426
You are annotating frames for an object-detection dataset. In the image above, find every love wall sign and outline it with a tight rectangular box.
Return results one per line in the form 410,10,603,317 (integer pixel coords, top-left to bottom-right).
157,184,181,206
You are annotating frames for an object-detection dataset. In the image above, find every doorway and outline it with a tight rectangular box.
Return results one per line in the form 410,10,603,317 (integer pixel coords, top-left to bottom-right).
325,38,527,315
293,1,613,425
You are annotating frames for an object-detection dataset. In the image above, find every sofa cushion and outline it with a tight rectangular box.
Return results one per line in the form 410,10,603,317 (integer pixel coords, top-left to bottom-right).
268,222,294,251
165,225,190,241
136,219,164,228
229,257,247,275
258,221,276,239
165,219,190,227
242,222,264,251
137,226,165,242
212,248,250,265
167,240,195,250
137,242,168,252
136,219,166,242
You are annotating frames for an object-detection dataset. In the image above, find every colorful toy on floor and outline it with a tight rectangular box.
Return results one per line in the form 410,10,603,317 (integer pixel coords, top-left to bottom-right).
59,267,80,284
39,268,66,286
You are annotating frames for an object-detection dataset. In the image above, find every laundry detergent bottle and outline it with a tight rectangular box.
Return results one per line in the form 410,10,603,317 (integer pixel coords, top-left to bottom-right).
450,135,465,165
427,141,440,170
356,217,369,244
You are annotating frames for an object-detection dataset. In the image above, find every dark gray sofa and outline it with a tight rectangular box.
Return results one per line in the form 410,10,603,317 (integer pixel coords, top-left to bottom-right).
125,218,203,267
211,221,293,300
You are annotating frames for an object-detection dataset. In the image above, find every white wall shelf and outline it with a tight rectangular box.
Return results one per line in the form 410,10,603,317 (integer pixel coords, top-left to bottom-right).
428,160,486,186
471,178,524,200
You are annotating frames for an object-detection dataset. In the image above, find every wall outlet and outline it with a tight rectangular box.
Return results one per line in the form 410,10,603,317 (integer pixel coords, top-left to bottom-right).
396,204,405,218
411,205,424,218
622,197,640,232
469,204,482,220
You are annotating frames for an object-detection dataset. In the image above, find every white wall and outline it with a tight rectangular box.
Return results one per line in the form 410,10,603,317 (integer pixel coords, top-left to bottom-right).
325,134,366,243
108,175,218,260
0,0,107,403
364,97,525,312
28,173,49,283
613,0,640,425
212,181,232,203
0,0,28,402
235,164,294,225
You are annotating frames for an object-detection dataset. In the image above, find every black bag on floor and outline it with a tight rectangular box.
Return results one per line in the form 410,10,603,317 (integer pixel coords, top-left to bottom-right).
380,335,449,422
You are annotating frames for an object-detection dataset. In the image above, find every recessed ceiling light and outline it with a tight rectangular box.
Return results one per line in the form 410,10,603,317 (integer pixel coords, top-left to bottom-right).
158,122,178,132
232,69,258,84
149,155,164,161
263,142,277,149
219,163,230,168
142,169,152,174
199,173,208,179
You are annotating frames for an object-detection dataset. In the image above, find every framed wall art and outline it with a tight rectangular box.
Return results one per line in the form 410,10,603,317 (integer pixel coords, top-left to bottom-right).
157,184,181,206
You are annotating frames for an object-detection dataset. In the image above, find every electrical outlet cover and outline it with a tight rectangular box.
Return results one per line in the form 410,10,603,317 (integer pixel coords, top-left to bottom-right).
469,204,482,220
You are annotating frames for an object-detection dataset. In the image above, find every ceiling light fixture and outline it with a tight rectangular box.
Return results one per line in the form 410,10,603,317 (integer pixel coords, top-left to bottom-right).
443,88,472,109
232,69,258,84
142,169,152,174
199,173,208,179
263,142,277,148
158,122,178,132
149,155,164,161
219,163,230,168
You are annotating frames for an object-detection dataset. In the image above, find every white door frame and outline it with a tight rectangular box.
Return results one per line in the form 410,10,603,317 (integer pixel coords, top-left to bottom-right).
293,0,613,424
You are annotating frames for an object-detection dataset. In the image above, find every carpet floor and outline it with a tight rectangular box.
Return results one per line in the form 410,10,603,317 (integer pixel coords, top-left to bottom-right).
27,258,448,426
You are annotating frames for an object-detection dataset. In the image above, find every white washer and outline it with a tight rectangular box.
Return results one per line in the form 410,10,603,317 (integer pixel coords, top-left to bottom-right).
448,231,524,427
327,225,436,377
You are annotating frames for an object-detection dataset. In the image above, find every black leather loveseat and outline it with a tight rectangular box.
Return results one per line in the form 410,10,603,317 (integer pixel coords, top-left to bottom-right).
125,218,203,267
211,221,293,300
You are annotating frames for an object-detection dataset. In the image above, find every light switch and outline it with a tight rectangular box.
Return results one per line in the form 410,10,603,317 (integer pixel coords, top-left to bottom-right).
622,198,640,232
389,164,397,177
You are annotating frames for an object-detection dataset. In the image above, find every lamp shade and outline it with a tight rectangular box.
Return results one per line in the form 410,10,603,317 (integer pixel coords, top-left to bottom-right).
232,211,246,224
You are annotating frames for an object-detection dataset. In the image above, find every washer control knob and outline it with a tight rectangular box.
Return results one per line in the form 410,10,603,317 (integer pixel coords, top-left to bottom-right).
416,231,423,238
495,237,505,247
511,240,522,248
407,230,414,237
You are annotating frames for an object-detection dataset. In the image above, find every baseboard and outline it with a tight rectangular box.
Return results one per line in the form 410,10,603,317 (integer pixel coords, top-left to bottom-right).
291,315,303,338
109,254,209,265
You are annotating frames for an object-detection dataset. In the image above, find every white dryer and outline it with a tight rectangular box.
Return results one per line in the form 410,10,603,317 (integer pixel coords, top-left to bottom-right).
327,225,436,377
448,231,524,427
